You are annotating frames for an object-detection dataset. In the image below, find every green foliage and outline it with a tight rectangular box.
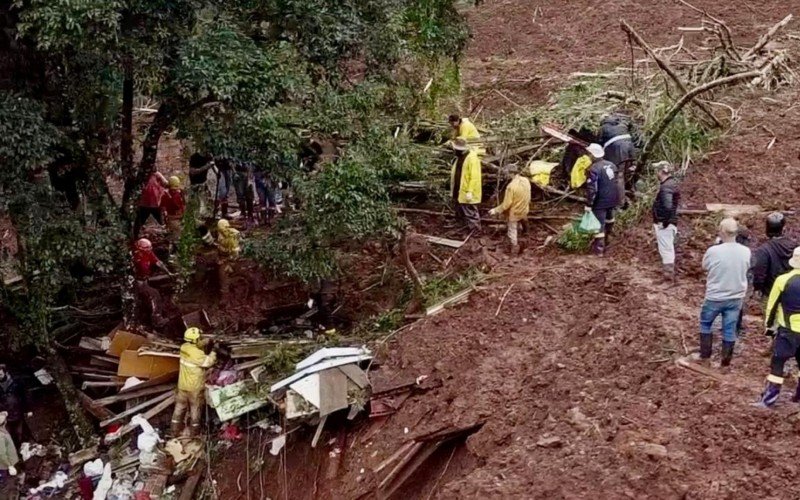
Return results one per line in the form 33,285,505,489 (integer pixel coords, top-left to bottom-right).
13,0,123,51
557,222,593,253
174,193,202,294
0,93,60,187
422,267,484,307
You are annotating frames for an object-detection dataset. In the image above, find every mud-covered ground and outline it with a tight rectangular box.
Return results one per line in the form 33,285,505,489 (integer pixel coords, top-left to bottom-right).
212,1,800,498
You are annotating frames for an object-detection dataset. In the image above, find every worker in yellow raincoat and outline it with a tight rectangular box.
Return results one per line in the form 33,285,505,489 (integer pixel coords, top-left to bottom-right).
449,114,480,140
216,219,240,295
489,169,531,254
171,327,217,436
451,138,482,232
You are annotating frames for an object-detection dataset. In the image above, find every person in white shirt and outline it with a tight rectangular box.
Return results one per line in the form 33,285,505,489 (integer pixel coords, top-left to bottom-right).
698,218,751,366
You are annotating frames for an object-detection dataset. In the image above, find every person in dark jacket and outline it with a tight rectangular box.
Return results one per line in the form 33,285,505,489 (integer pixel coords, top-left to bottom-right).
752,212,797,298
599,113,638,190
652,162,681,281
584,143,621,256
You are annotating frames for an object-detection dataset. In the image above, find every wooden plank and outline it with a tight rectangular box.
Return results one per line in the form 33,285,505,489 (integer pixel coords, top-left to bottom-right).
675,357,725,382
422,235,464,249
100,390,174,428
381,441,443,498
705,203,762,216
118,371,178,394
95,383,174,406
311,415,328,448
426,288,473,317
107,330,147,357
178,469,204,500
79,392,116,420
116,395,176,440
71,366,118,376
117,350,179,379
378,442,424,490
374,441,415,473
318,369,349,417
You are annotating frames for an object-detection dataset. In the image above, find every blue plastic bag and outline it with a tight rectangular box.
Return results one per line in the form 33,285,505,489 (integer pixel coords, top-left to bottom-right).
578,211,601,233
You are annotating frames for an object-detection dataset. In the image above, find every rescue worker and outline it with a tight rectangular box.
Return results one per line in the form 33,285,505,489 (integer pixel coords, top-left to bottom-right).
0,412,19,500
450,138,482,233
584,143,621,256
488,168,531,254
133,171,168,239
216,219,241,295
599,113,638,190
161,176,186,244
233,160,256,228
132,238,171,328
757,247,800,407
561,127,596,181
0,367,23,447
448,114,480,140
698,218,751,367
171,328,217,436
752,212,797,297
652,162,681,281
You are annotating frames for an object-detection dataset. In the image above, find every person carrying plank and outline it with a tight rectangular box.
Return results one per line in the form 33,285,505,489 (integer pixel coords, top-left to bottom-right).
171,327,217,436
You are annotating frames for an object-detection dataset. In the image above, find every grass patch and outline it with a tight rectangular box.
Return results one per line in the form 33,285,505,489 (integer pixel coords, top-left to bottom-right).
422,267,484,307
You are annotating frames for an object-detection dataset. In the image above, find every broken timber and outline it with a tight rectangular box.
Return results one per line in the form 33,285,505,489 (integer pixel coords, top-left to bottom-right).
423,235,465,249
425,288,473,317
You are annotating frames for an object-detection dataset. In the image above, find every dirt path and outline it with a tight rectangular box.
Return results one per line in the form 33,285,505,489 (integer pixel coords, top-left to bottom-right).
212,2,800,498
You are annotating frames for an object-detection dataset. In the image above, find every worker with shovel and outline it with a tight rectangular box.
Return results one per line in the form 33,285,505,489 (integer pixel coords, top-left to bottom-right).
451,138,482,233
171,328,217,436
758,247,800,407
488,167,531,254
131,238,172,328
584,143,621,256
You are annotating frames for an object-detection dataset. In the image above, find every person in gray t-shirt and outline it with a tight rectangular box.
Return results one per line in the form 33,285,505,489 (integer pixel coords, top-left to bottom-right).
698,218,752,366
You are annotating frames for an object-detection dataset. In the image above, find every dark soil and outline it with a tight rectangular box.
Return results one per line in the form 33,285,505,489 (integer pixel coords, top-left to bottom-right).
212,1,800,498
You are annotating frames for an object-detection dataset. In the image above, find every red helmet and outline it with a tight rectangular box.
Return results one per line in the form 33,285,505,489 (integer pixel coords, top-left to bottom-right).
136,238,152,251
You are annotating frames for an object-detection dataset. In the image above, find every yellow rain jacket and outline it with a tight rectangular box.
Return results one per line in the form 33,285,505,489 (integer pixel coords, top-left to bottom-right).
570,155,592,189
493,174,531,222
455,118,480,140
217,226,241,257
178,342,217,393
765,269,800,332
451,149,482,205
528,161,558,188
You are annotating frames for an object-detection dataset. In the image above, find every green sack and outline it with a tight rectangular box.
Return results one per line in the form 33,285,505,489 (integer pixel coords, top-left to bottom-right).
578,211,601,233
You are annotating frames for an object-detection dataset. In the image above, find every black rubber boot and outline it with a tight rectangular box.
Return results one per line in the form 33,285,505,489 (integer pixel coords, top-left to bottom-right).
721,341,735,367
591,237,605,256
700,334,713,359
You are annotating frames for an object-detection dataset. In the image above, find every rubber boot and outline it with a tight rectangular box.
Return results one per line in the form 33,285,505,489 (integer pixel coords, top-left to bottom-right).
591,237,605,256
605,222,615,247
757,380,782,407
699,333,713,360
221,202,229,219
663,264,676,284
720,341,735,367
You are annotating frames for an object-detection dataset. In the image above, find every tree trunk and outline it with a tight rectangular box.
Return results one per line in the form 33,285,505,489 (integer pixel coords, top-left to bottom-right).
120,101,175,220
120,66,134,184
41,342,96,447
400,229,423,298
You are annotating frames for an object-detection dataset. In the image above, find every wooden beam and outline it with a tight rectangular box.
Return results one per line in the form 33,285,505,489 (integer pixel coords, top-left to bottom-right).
100,390,174,428
79,392,116,420
115,395,176,440
118,371,178,394
95,383,173,407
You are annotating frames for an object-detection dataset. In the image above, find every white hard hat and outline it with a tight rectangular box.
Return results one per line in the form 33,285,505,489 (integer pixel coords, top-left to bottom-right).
587,143,605,159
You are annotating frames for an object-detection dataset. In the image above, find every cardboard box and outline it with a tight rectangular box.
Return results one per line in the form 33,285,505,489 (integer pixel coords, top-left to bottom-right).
117,350,179,379
107,330,147,357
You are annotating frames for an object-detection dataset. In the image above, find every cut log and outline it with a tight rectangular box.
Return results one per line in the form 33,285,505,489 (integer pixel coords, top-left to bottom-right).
100,390,174,428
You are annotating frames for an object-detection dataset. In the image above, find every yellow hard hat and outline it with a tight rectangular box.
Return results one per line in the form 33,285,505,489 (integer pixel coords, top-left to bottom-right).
217,219,230,231
184,327,201,343
168,176,181,189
